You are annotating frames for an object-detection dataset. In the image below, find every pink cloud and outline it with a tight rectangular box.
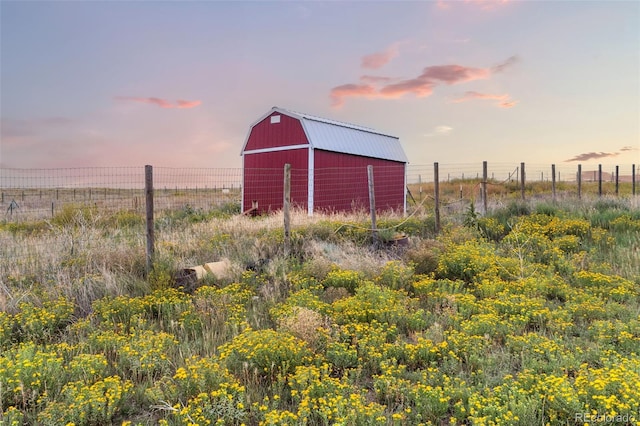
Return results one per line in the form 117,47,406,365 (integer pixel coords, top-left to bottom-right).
360,75,393,84
565,152,620,162
421,64,490,84
620,146,638,152
499,100,518,108
176,100,202,109
379,78,435,98
330,84,377,107
453,91,518,108
361,44,400,69
115,96,202,109
330,56,517,107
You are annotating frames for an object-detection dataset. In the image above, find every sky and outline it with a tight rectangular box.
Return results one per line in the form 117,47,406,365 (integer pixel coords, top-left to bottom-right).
1,0,639,170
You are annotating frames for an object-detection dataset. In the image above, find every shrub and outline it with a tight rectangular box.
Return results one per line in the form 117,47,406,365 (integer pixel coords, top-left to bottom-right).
375,260,415,291
332,282,428,333
37,376,133,426
0,311,16,349
0,342,66,409
15,297,75,343
219,329,314,383
436,240,499,283
404,239,442,275
323,268,363,293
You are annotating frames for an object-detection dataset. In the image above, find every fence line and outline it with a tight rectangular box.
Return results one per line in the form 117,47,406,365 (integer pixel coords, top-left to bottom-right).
1,163,638,222
1,162,638,273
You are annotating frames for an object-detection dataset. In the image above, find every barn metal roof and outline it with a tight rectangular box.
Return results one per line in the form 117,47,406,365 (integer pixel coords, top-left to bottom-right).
244,107,408,163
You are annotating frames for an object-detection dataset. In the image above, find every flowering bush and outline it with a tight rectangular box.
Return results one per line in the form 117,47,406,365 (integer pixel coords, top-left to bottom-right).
87,328,176,381
375,260,415,291
290,364,387,425
219,329,314,383
323,267,363,293
37,375,133,425
164,383,247,426
15,297,75,343
169,356,239,402
0,342,65,409
0,311,15,349
332,282,428,333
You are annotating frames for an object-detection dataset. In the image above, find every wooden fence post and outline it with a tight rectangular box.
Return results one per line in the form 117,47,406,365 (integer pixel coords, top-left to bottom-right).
615,165,619,196
552,164,556,202
367,165,377,244
145,165,155,273
434,162,440,234
283,163,291,256
598,164,603,197
520,162,526,200
482,161,488,214
577,164,582,200
633,164,636,196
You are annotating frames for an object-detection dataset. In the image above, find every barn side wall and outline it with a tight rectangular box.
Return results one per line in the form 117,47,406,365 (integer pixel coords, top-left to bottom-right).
244,112,308,151
242,148,309,214
313,150,406,213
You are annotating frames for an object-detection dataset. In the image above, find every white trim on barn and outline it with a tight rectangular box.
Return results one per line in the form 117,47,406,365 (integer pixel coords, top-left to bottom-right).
308,146,314,216
243,144,309,155
403,163,407,215
241,152,245,212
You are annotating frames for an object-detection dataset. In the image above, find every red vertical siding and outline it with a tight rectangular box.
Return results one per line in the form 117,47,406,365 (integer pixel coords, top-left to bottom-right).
313,150,405,213
243,149,308,214
244,112,309,151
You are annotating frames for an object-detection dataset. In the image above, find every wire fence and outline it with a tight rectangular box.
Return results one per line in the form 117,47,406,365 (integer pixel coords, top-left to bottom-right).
0,162,637,276
0,162,637,222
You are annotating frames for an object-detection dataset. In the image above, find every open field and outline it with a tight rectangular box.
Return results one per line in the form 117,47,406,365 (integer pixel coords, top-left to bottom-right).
0,191,639,425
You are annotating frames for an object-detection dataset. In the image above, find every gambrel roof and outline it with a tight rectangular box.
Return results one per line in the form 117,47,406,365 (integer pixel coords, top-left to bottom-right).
242,107,408,163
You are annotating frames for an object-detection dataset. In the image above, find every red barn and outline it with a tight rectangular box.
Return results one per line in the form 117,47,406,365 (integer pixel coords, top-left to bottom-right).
241,107,408,215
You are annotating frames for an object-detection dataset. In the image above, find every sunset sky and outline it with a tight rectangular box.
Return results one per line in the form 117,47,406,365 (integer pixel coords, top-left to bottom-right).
1,0,638,170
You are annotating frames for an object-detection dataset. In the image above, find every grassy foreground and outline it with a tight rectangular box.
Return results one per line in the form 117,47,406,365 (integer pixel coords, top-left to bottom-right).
0,198,639,425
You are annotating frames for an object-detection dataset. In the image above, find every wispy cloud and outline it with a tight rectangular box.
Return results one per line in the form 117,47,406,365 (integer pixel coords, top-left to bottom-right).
491,56,519,73
465,0,511,10
361,43,401,69
565,145,639,162
330,56,518,108
453,91,518,108
425,125,453,137
115,96,202,109
438,0,511,10
1,117,74,138
564,152,620,162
